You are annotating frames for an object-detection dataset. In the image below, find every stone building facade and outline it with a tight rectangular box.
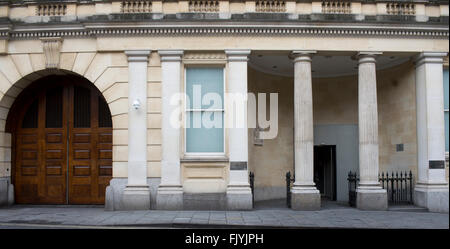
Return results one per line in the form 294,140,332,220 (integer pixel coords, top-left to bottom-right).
0,0,448,212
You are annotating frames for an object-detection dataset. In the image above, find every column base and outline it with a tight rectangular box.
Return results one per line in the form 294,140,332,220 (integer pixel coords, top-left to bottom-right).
226,186,253,210
120,185,151,210
105,178,160,211
183,193,227,210
0,177,14,206
356,186,387,211
156,185,183,210
290,186,321,210
414,183,449,213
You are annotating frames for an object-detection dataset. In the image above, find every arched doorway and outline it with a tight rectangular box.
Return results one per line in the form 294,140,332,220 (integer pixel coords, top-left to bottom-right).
7,74,112,204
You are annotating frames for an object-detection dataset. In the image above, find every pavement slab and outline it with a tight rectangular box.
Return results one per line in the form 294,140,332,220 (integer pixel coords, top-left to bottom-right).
0,205,448,229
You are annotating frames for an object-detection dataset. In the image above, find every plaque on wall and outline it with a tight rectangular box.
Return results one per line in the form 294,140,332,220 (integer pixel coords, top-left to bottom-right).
429,160,445,169
253,127,263,146
230,162,247,170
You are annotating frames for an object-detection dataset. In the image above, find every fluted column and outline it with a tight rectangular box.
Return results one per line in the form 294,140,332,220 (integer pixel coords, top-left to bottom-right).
290,51,320,210
122,50,151,210
414,52,449,213
156,50,184,210
225,49,253,210
356,52,387,211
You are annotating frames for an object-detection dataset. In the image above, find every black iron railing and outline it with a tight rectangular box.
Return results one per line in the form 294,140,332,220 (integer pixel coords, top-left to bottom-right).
380,171,414,204
348,170,415,207
285,171,295,208
249,171,255,208
347,171,359,207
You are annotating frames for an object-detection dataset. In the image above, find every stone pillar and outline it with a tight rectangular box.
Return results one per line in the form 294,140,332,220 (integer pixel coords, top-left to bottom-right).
356,52,387,211
121,50,151,210
414,52,449,213
290,51,320,210
225,49,253,210
156,50,184,210
0,177,14,206
0,131,14,207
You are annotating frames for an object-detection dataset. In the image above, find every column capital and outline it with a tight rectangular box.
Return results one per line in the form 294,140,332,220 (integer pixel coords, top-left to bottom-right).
158,50,184,62
225,49,251,62
290,50,316,62
415,52,448,67
357,52,382,65
291,50,317,55
125,50,151,62
357,51,383,56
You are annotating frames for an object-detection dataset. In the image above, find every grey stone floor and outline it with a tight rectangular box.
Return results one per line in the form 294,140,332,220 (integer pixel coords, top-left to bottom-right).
0,201,448,229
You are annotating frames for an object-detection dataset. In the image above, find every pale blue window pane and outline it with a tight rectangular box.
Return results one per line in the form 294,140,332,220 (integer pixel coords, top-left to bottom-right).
186,68,224,109
445,112,449,152
186,111,224,153
444,69,449,110
444,69,449,152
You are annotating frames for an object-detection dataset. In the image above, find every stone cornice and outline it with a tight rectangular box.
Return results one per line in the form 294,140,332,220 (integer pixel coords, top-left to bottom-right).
1,22,447,40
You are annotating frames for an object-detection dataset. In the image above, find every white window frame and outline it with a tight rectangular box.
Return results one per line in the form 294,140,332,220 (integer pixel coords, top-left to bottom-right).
184,66,226,157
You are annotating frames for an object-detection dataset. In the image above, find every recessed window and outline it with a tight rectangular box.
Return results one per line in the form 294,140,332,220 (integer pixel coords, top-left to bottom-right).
98,96,112,128
74,86,91,128
22,99,38,129
185,67,224,153
45,87,63,128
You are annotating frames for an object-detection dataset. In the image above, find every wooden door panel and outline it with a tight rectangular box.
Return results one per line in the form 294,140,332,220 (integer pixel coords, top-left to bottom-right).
15,131,40,203
46,133,63,143
20,133,38,144
46,164,62,176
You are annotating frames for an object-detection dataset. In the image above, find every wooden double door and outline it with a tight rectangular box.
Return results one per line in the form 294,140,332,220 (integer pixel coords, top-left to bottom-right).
13,76,112,204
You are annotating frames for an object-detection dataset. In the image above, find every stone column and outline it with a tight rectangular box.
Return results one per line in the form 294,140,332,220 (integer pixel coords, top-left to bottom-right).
156,50,184,210
356,52,387,210
290,51,320,210
122,50,151,210
414,52,449,213
225,49,253,210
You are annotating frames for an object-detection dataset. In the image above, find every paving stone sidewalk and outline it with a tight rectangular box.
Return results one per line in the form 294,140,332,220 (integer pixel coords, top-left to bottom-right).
0,205,448,229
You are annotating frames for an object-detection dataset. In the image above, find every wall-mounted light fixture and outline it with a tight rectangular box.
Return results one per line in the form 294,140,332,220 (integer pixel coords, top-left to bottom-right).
132,99,141,110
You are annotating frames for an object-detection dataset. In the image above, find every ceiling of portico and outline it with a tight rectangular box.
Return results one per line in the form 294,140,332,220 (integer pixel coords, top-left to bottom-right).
248,52,411,78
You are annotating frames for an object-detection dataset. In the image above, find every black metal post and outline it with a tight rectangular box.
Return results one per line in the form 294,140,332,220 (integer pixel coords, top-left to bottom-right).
409,170,413,204
400,171,403,202
249,171,255,208
391,172,394,202
286,171,291,208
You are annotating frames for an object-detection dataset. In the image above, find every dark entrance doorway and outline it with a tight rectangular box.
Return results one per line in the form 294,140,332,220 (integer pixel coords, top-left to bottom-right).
7,75,113,204
314,145,336,201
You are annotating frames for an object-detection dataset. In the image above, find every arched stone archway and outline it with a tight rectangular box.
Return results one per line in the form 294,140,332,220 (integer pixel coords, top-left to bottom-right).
0,68,125,205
